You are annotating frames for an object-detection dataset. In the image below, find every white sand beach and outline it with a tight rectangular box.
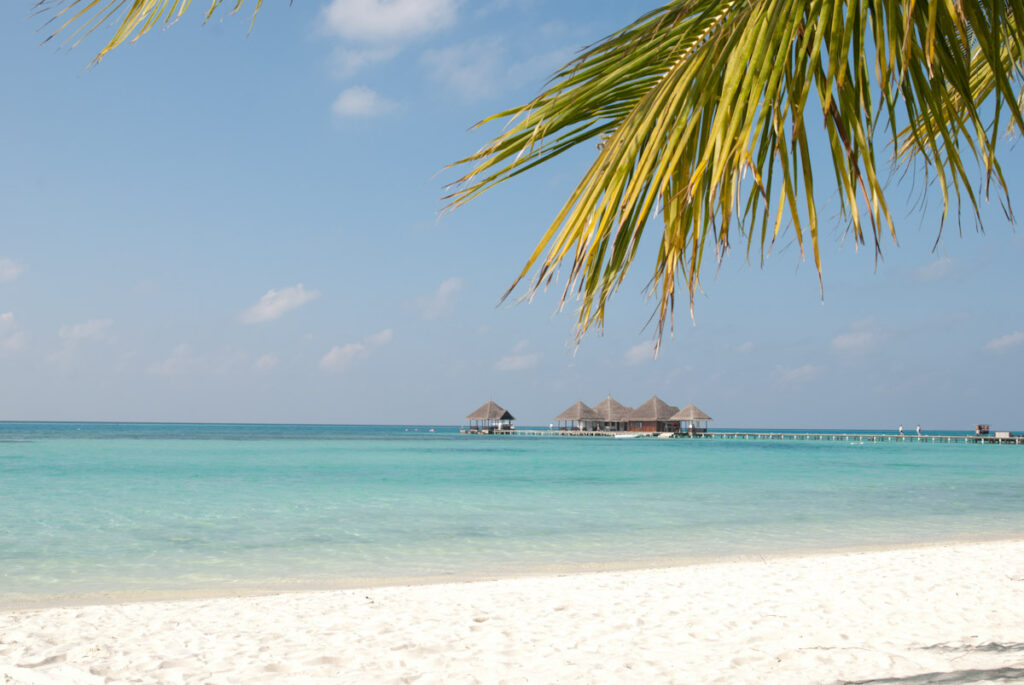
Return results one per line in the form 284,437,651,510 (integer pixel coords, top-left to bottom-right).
2,540,1023,684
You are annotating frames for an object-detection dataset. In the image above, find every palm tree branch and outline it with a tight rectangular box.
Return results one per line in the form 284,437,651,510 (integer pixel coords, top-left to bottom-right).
35,0,257,62
447,0,1024,343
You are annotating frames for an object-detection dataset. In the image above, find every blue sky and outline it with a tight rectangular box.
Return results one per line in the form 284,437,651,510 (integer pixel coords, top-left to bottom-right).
1,0,1022,429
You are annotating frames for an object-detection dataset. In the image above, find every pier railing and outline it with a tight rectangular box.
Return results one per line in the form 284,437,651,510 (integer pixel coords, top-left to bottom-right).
458,428,1023,445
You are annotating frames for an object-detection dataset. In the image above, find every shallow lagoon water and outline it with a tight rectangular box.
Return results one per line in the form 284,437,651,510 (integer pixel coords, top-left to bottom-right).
1,423,1022,602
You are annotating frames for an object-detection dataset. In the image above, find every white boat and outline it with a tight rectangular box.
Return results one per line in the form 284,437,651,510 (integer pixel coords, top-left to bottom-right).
613,433,638,439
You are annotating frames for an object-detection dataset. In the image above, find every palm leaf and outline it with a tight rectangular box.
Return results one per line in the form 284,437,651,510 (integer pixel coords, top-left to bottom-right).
446,0,1024,347
35,0,261,62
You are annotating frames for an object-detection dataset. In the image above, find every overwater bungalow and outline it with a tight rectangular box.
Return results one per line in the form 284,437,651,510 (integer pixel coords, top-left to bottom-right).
672,404,712,435
628,396,681,433
553,401,601,431
465,401,515,433
592,396,633,432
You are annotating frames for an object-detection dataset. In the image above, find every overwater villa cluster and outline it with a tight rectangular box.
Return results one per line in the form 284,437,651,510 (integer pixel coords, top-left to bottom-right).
463,396,712,436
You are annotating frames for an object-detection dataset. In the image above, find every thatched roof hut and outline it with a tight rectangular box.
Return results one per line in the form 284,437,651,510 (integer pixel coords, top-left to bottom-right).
629,396,681,432
554,401,600,422
629,396,680,421
672,403,712,434
553,400,600,432
466,400,515,421
671,404,712,422
592,396,633,422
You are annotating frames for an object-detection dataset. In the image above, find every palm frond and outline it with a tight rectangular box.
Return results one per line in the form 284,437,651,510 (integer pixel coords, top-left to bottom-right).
445,0,1024,347
35,0,261,62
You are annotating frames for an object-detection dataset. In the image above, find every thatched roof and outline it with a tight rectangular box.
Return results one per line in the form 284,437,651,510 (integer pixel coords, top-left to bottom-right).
672,404,712,421
554,401,600,422
592,396,633,421
629,396,680,421
466,400,515,421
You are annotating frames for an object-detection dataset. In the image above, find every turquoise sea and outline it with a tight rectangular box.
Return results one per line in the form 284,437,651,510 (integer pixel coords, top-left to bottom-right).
1,422,1023,605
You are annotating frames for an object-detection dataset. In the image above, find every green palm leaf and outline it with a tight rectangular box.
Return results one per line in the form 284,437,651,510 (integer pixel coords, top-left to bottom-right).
35,0,260,62
446,0,1024,346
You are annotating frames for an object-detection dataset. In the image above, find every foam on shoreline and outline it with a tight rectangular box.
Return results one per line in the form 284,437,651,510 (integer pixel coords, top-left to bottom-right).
4,532,1019,612
3,539,1024,683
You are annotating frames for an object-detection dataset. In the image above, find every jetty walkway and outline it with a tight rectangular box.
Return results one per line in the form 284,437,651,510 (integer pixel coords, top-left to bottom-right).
460,429,1024,445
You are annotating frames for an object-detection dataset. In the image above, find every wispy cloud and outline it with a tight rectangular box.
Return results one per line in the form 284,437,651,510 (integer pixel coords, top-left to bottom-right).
915,257,954,282
255,354,278,371
148,344,195,376
331,46,399,77
735,341,754,353
496,340,539,371
421,38,573,101
831,330,877,353
496,353,539,371
59,318,113,343
625,340,656,366
416,277,464,319
0,312,27,352
332,86,397,117
48,318,115,369
984,331,1024,353
320,328,394,372
146,344,249,376
0,258,24,283
421,39,502,99
240,284,320,324
148,345,249,376
771,364,819,384
831,317,880,355
322,0,457,43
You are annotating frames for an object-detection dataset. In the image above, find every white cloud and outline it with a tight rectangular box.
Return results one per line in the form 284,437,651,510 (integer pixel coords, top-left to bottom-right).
320,328,394,372
148,345,250,376
332,46,399,77
831,318,880,354
496,340,539,371
148,344,194,376
416,277,464,319
771,364,819,384
915,257,954,282
0,312,27,352
496,353,539,371
0,258,24,283
240,284,320,324
365,328,394,346
59,318,113,343
332,86,397,117
735,341,754,353
322,0,457,42
320,342,365,371
421,39,574,101
421,40,503,99
625,340,656,366
831,330,877,353
984,331,1024,352
255,354,279,370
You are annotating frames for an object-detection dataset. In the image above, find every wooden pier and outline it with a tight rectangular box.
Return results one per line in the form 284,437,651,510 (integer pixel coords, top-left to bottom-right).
459,429,1024,445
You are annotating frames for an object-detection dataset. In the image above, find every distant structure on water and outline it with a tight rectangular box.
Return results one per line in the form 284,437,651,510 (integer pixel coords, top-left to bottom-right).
553,401,600,432
465,401,515,433
674,404,713,435
460,399,1019,444
461,396,714,436
628,396,680,433
593,396,633,432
